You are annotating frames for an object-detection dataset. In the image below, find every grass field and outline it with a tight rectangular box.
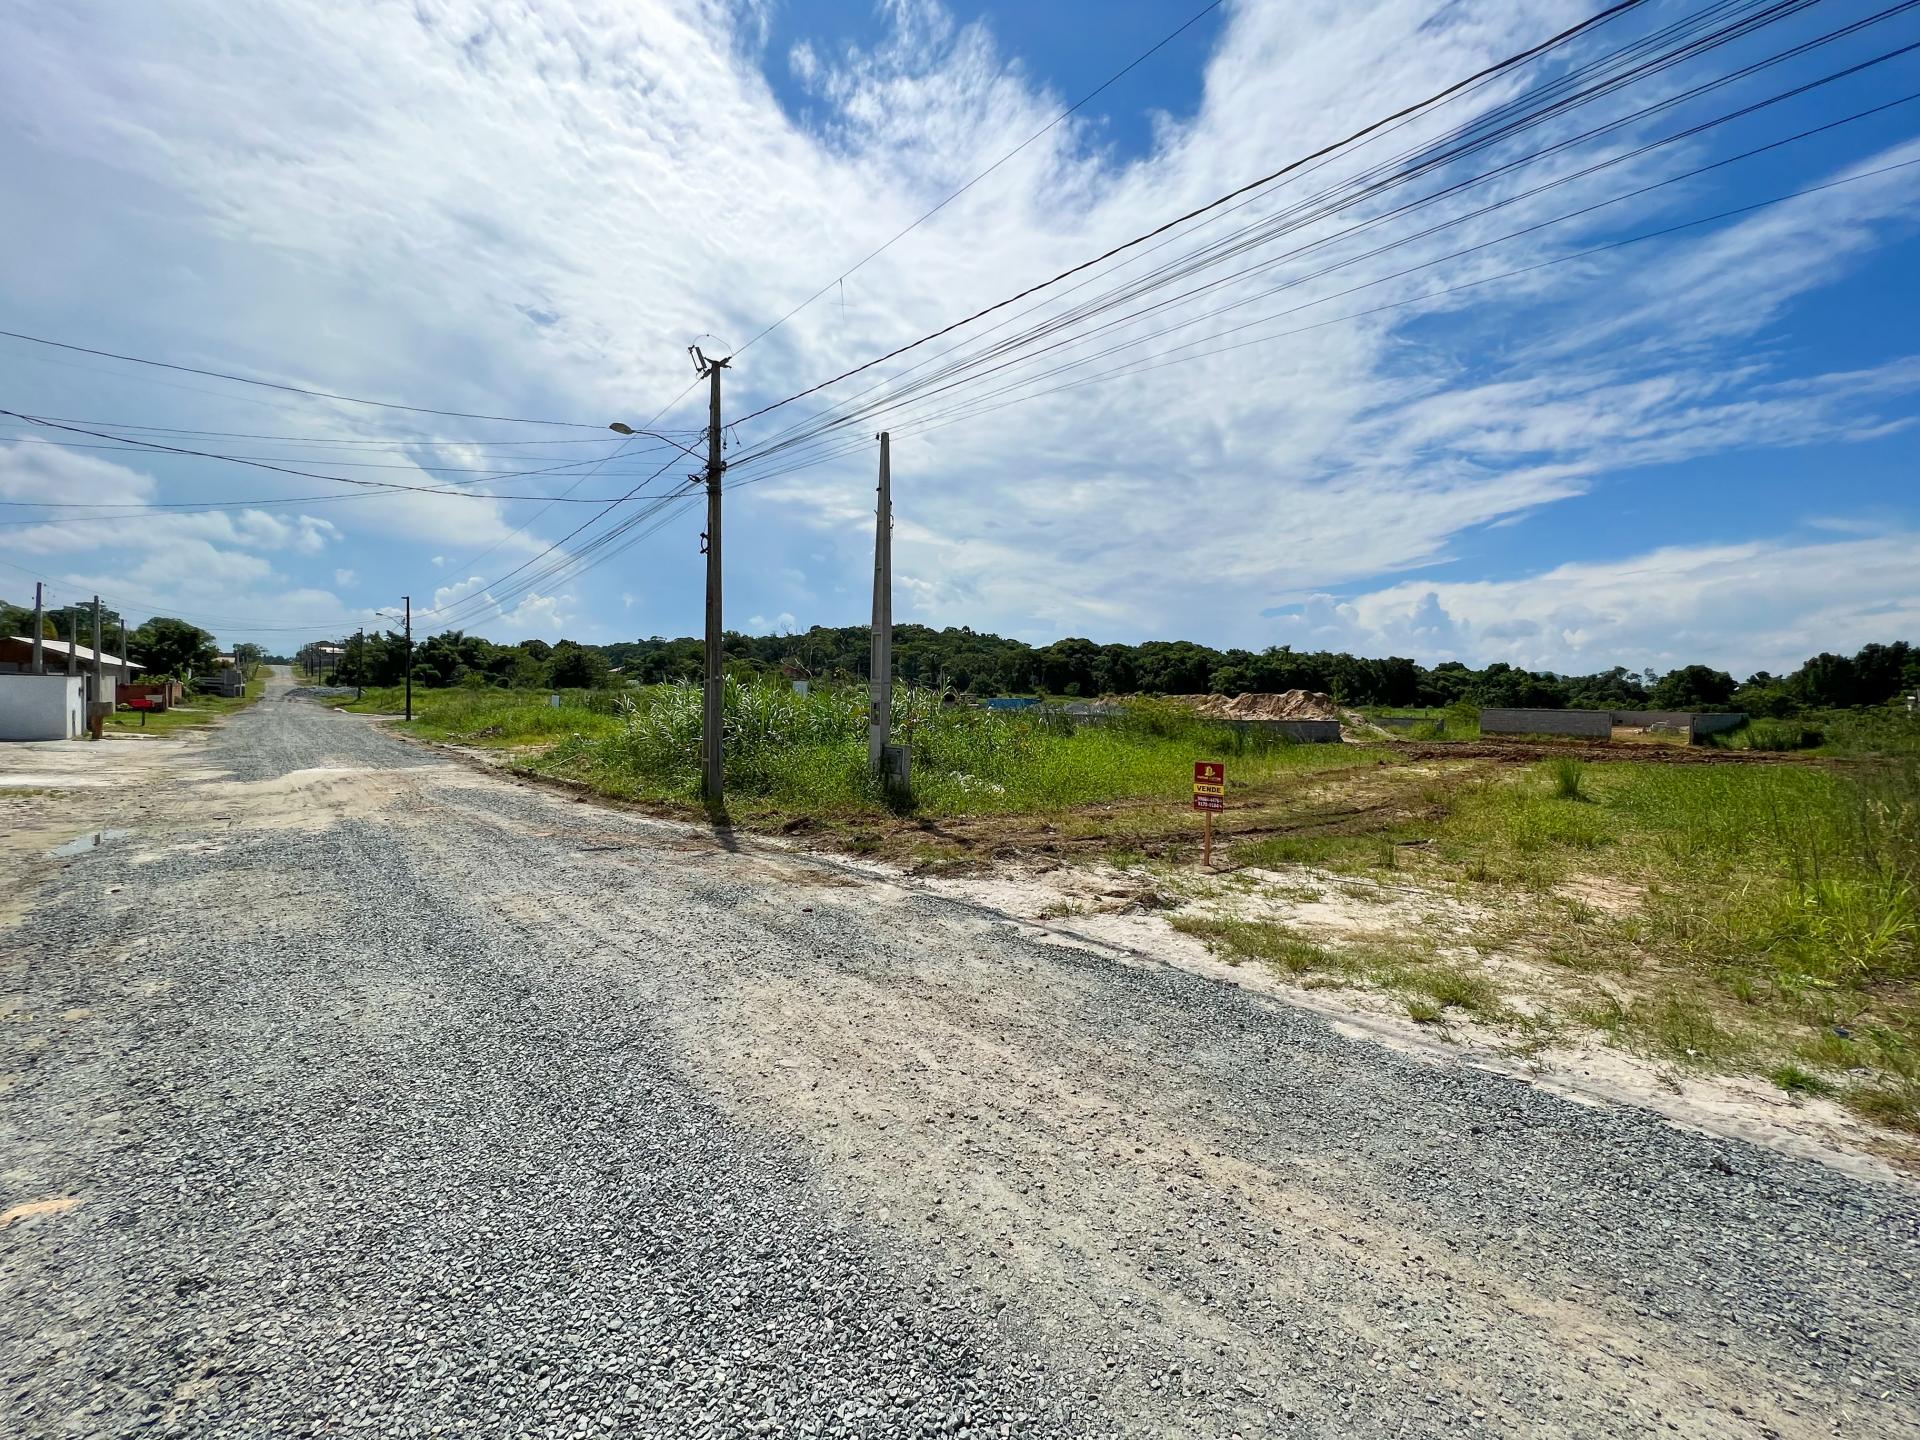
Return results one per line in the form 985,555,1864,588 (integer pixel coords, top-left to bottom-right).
105,667,268,735
1180,752,1919,1134
345,681,1375,836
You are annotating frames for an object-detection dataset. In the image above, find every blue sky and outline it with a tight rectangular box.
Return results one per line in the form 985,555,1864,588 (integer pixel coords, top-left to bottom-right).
1,0,1916,676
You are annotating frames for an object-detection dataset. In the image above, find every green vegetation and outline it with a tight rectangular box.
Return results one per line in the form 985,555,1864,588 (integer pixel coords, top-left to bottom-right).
255,605,1920,714
340,684,623,747
345,678,1373,859
533,681,1359,817
1548,756,1587,801
1172,916,1510,1024
106,664,267,735
1213,754,1920,1132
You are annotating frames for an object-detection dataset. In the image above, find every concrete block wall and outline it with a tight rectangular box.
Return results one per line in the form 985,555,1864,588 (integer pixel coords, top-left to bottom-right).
0,674,85,740
1609,710,1748,738
1479,708,1613,738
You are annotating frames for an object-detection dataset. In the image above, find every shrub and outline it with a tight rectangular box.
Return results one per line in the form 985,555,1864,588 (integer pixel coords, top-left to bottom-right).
1548,756,1586,801
1724,718,1824,751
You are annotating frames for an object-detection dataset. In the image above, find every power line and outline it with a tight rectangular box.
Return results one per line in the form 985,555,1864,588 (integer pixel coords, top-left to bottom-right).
734,0,1228,357
429,369,710,584
729,155,1920,470
0,327,602,428
0,433,696,475
730,0,1870,467
747,67,1920,462
736,0,1786,459
7,415,700,447
0,411,653,502
732,0,1655,425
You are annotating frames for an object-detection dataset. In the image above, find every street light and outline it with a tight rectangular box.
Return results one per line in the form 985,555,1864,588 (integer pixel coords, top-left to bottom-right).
607,422,705,461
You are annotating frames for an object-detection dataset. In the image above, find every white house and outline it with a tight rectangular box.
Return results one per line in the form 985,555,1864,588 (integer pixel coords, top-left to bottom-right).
0,673,86,740
0,637,145,710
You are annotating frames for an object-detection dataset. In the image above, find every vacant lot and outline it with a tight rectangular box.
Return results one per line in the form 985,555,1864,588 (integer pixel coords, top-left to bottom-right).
333,681,1918,1142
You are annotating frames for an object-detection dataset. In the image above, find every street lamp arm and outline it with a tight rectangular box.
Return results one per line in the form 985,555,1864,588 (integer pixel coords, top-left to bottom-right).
608,422,705,462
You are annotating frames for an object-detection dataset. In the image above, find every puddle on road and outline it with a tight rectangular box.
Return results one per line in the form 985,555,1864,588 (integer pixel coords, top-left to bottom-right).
48,828,134,858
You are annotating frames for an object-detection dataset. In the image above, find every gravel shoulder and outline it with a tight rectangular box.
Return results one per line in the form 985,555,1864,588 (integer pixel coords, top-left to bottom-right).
3,671,1917,1438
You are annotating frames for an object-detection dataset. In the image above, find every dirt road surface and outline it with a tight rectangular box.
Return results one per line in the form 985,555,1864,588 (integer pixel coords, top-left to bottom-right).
4,671,1916,1439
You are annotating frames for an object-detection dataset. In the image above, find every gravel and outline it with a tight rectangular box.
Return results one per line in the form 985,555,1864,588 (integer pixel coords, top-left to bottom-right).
3,671,1918,1439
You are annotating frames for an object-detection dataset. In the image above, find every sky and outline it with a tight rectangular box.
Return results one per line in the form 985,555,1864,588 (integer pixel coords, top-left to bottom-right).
0,0,1916,678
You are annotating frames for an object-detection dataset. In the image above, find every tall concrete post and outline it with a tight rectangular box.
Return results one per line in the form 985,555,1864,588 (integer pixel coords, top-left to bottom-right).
700,355,729,804
868,432,892,775
91,596,103,704
31,582,43,674
403,596,413,723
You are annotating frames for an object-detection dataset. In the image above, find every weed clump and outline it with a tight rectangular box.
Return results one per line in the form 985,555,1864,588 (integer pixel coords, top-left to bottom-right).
1548,757,1587,801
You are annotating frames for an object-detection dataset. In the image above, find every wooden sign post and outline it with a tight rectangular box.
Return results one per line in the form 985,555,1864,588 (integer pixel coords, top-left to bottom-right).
1193,760,1225,867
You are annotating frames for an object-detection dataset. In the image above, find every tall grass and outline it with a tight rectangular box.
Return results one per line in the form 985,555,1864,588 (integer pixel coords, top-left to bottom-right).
1548,757,1586,800
346,685,624,744
1714,717,1825,751
536,680,1345,815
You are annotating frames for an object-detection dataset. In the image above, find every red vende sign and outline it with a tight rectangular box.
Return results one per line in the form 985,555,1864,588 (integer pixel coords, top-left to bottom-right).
1193,761,1224,786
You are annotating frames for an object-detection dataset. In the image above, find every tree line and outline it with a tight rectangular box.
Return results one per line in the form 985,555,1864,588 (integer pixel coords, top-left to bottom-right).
603,626,1919,713
23,598,1909,714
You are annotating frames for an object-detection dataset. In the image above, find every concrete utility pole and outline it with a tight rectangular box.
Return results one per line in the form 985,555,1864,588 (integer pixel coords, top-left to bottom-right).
699,351,730,803
868,431,893,775
402,597,413,723
91,596,103,704
31,582,43,674
354,628,364,702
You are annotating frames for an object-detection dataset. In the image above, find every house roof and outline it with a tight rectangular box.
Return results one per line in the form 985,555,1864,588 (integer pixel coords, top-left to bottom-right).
3,636,144,670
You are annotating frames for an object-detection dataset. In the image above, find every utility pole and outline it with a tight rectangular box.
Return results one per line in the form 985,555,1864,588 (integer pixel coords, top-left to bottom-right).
91,596,104,736
698,350,729,803
869,431,893,775
354,628,364,701
65,606,77,678
402,597,413,723
30,582,43,674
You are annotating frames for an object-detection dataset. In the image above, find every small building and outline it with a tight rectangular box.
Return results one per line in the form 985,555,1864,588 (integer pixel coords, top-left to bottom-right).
0,673,86,740
0,636,144,710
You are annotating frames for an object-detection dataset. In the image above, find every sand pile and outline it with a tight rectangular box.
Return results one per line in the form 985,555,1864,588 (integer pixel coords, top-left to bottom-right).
1178,690,1344,721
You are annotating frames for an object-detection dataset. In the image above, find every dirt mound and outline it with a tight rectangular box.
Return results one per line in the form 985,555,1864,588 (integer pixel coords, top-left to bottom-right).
1176,690,1345,721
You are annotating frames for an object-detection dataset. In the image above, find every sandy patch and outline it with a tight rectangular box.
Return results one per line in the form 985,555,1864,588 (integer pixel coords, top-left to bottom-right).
183,766,427,832
905,857,1913,1187
1,1194,84,1228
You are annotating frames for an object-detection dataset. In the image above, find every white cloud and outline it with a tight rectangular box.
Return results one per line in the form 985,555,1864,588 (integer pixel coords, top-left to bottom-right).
1273,532,1920,677
0,0,1912,655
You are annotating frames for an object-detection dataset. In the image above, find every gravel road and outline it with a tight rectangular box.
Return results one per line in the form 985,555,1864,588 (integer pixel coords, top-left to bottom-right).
4,670,1917,1439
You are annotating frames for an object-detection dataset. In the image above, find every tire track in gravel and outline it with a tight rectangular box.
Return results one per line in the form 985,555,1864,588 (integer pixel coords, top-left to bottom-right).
0,681,1089,1440
409,768,1920,1440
